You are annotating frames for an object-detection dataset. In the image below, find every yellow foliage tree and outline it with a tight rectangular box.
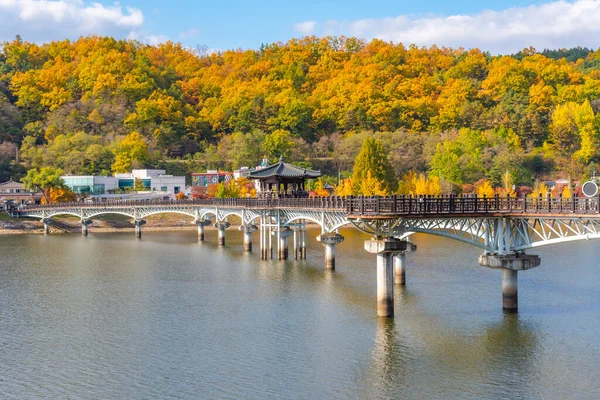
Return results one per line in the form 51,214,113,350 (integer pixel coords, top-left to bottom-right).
562,185,572,198
397,170,417,195
112,131,149,173
476,179,495,198
41,187,77,204
175,191,188,200
335,178,353,196
399,171,442,196
361,171,388,196
530,182,550,198
312,178,330,197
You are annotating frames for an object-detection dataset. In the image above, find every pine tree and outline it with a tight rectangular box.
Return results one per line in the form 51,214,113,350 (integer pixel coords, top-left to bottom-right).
351,137,396,195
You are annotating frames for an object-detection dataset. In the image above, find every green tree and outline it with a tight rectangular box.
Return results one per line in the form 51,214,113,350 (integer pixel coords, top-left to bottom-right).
22,166,65,204
263,129,294,161
112,131,149,173
351,137,396,195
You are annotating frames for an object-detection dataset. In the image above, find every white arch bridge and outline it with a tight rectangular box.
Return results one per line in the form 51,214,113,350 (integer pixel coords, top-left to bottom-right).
14,194,600,317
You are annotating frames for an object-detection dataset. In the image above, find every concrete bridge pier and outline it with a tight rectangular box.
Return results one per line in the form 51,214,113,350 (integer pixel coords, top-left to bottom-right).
478,253,541,311
276,228,293,260
299,221,307,259
293,225,299,259
240,224,257,252
81,219,92,236
316,233,345,270
393,242,417,286
134,220,146,239
259,217,271,259
195,219,212,241
365,238,409,317
42,219,50,235
215,221,230,246
260,220,266,259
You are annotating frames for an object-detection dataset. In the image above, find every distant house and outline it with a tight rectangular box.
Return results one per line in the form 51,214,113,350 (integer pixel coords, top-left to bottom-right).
191,170,233,187
0,180,43,207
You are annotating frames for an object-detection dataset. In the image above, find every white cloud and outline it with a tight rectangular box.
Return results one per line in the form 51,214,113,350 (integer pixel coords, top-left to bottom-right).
0,0,150,43
179,27,200,40
296,0,600,54
293,20,316,35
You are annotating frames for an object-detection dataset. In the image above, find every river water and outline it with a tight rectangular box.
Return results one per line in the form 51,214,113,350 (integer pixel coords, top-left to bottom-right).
1,228,599,399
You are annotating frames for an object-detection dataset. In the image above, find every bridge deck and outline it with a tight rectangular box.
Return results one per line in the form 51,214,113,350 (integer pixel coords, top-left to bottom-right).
14,194,600,218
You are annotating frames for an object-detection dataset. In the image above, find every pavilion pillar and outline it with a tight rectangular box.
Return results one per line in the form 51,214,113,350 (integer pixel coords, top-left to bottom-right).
215,221,230,246
240,224,257,252
317,233,345,270
196,218,211,241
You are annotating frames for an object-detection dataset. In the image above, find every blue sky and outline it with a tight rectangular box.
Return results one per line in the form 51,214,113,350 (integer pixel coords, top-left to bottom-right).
0,0,599,54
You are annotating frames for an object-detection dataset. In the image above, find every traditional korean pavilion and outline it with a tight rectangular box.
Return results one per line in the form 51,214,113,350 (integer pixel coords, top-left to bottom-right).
247,156,321,197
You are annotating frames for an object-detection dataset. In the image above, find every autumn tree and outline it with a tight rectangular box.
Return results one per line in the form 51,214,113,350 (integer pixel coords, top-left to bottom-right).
112,131,149,173
351,137,396,195
263,129,294,161
22,167,65,204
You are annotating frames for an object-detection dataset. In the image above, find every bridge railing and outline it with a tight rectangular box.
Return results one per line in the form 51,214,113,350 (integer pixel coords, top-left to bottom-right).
345,194,600,215
13,193,600,216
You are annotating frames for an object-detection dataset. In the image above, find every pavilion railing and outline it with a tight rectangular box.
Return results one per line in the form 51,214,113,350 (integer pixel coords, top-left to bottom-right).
11,194,600,216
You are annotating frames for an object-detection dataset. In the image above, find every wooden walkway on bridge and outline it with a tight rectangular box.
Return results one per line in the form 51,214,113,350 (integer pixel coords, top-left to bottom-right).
16,194,600,218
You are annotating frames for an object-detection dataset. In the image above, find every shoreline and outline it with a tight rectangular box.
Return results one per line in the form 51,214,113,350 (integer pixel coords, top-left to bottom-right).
0,224,222,235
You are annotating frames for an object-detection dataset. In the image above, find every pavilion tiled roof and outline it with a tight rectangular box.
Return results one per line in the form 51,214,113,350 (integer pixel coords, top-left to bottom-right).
247,157,321,179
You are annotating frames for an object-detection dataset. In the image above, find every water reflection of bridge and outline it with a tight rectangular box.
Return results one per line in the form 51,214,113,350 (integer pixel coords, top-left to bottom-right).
15,195,600,317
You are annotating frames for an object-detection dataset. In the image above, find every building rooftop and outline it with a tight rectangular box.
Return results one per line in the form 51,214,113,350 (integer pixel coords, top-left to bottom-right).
246,156,321,179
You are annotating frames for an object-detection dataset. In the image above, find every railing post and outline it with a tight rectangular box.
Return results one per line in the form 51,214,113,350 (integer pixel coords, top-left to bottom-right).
547,193,552,213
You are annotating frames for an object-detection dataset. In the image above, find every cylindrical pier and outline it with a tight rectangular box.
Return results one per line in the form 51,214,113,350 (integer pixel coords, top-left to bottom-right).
300,226,307,259
502,268,518,311
134,220,145,239
377,252,395,317
478,253,540,312
365,238,410,317
317,233,344,270
279,235,288,260
43,220,50,235
81,220,90,237
244,231,253,252
293,227,298,259
240,224,257,252
324,243,335,269
196,219,211,242
394,253,406,285
215,222,230,246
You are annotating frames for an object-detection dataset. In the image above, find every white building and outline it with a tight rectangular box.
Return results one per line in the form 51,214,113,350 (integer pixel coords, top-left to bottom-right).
62,169,186,200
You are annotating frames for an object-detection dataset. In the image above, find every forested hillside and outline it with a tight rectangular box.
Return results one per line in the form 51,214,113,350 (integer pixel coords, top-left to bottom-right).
1,35,600,189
